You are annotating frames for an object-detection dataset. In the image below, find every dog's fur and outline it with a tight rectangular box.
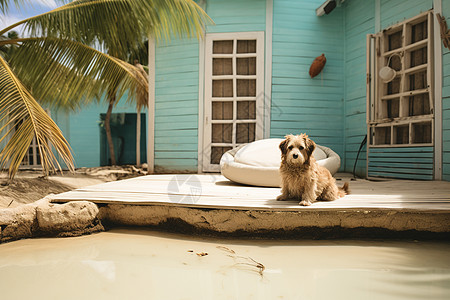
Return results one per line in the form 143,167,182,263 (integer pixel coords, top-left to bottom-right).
277,134,349,206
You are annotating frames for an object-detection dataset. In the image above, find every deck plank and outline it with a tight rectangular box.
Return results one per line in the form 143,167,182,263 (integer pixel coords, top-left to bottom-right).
53,174,450,211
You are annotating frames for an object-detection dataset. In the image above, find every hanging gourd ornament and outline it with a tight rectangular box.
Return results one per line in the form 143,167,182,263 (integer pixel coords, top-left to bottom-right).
309,53,326,78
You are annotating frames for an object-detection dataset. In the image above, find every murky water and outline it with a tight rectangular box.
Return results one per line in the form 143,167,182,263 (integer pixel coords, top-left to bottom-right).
0,230,449,300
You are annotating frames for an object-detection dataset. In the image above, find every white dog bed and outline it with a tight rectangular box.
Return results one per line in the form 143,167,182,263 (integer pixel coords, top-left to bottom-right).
220,138,341,187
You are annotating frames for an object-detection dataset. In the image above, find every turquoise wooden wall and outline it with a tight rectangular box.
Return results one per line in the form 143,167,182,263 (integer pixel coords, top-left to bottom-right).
270,0,345,166
153,0,266,172
155,39,199,172
342,0,374,176
443,0,450,181
52,96,144,168
368,147,434,180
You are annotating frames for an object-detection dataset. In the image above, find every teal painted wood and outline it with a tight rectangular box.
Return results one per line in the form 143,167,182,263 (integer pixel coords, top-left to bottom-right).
205,0,266,33
368,147,434,180
369,157,434,164
271,0,345,167
369,152,433,158
342,0,373,177
154,37,199,171
154,159,198,171
155,151,199,160
369,147,433,154
368,166,433,175
154,129,198,138
368,171,433,180
380,0,432,29
443,2,450,181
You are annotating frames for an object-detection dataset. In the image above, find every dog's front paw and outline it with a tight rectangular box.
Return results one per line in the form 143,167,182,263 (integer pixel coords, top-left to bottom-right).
276,194,288,201
299,200,312,206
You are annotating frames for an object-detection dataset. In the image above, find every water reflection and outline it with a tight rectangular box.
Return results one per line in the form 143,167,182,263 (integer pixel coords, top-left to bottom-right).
0,229,449,300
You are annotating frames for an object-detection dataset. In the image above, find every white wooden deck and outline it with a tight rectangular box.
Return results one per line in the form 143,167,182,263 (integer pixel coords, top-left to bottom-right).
52,174,450,234
54,174,450,211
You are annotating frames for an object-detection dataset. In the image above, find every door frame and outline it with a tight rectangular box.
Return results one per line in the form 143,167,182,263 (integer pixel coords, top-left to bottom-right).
200,31,265,172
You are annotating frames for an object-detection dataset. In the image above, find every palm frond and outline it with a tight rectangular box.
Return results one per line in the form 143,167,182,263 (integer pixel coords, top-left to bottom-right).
133,62,149,111
0,55,74,179
8,37,148,110
0,0,24,13
1,0,213,58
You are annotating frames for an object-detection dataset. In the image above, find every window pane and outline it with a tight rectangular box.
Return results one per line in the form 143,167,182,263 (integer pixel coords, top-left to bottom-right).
408,71,427,91
212,101,233,120
212,124,232,143
237,57,256,75
213,40,233,54
212,80,233,97
375,127,391,145
237,79,256,97
386,77,400,95
408,94,430,116
394,125,409,144
210,146,232,164
388,55,402,71
237,40,256,53
412,122,432,144
236,123,255,143
410,47,427,67
411,20,427,43
387,30,402,51
381,98,399,119
237,101,256,120
213,58,233,75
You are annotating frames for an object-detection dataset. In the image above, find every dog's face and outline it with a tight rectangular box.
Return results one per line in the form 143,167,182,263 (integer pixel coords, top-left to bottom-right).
279,134,316,166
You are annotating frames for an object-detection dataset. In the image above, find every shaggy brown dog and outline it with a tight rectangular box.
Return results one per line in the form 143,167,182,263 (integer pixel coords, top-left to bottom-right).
277,134,349,206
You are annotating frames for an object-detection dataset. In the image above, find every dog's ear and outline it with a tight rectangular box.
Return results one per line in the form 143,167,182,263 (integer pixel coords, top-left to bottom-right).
304,136,316,157
279,135,291,154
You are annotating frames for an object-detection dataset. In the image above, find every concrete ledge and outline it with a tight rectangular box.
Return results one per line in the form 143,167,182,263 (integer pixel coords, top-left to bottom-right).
98,204,450,237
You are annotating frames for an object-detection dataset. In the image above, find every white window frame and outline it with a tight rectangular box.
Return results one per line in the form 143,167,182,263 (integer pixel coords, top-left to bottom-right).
202,31,265,172
367,11,434,148
14,110,51,169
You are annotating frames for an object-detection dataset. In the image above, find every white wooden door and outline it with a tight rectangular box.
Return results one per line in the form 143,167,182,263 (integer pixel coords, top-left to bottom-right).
202,32,265,172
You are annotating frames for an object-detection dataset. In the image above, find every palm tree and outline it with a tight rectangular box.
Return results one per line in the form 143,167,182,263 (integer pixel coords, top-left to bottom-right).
0,0,211,179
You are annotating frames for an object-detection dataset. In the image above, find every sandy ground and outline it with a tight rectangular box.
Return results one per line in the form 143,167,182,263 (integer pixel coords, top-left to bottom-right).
0,166,148,209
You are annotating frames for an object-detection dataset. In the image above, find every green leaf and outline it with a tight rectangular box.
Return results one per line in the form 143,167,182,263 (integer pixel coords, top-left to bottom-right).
0,55,74,179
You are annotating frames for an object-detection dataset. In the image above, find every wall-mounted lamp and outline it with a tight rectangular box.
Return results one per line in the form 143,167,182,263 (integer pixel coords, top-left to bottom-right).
379,53,402,83
316,0,337,16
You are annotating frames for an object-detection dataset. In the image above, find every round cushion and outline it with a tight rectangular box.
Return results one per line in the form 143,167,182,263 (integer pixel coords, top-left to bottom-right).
220,138,341,187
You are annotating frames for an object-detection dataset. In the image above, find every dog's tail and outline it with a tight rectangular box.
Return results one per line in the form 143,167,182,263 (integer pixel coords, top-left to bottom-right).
338,182,350,197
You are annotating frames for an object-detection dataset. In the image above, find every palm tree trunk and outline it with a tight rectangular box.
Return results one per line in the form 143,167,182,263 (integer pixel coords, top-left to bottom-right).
136,107,141,167
105,94,116,165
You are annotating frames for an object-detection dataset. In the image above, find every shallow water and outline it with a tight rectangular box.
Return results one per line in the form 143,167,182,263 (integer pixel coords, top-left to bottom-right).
0,230,449,300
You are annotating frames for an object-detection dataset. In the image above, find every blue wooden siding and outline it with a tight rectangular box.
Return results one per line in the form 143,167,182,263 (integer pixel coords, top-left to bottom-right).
205,0,266,33
270,0,345,164
342,0,375,177
443,1,450,181
380,0,433,29
153,0,266,172
368,147,434,180
155,39,199,172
